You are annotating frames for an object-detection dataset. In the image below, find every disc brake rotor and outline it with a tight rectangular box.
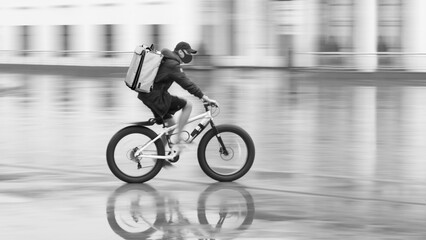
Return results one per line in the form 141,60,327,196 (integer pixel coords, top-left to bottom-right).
220,147,234,161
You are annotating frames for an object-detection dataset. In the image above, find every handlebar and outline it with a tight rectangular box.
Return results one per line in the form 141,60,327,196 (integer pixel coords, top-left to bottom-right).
202,100,219,111
202,100,218,107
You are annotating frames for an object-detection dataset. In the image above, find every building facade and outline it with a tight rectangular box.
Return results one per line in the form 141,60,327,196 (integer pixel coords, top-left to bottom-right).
0,0,425,71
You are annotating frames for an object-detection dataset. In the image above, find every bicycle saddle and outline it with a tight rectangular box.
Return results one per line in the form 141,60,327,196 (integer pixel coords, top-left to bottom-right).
131,118,163,126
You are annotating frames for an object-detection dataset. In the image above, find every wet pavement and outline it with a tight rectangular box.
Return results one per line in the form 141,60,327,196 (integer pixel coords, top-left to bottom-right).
1,66,426,239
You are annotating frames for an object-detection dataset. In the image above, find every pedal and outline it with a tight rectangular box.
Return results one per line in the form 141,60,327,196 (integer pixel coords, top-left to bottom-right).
167,151,180,163
137,162,142,169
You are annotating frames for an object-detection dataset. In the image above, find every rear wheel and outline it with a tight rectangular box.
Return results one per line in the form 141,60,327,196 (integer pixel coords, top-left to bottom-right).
197,125,255,182
106,126,165,183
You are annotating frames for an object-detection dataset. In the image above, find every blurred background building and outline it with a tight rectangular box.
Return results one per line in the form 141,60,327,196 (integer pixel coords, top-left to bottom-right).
0,0,425,71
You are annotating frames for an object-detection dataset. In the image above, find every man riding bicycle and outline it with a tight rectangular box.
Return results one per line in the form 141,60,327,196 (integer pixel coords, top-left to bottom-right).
137,41,218,154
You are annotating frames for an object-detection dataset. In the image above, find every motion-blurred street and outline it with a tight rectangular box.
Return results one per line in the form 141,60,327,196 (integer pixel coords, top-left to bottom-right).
1,66,426,239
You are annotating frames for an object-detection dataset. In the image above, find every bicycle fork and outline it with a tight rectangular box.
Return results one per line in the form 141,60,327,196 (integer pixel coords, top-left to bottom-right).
210,121,229,156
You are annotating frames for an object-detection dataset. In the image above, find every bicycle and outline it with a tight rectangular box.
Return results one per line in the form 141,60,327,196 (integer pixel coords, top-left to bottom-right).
106,101,255,183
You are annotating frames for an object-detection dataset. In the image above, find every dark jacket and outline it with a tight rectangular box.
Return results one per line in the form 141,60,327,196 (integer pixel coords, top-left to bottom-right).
138,48,204,117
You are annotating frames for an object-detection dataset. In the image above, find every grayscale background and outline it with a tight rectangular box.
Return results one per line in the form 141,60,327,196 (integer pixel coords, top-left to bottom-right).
1,1,425,239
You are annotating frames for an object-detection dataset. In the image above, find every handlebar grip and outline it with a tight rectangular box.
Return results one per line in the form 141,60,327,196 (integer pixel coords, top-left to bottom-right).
202,101,216,107
202,101,219,110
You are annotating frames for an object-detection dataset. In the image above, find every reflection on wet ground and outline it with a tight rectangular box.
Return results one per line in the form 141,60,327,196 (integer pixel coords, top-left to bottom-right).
0,67,426,239
107,183,254,240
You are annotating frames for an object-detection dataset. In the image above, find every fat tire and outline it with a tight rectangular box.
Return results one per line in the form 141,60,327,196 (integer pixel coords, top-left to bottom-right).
197,124,255,182
106,126,165,183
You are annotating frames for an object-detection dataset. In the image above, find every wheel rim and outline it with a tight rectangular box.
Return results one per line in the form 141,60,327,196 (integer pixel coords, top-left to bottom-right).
114,133,160,178
204,132,248,176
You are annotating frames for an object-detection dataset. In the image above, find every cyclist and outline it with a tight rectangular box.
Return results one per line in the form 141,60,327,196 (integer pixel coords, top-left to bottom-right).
138,41,218,154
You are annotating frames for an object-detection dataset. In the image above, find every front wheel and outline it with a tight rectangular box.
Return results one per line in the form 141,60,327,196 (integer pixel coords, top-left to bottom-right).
197,124,255,182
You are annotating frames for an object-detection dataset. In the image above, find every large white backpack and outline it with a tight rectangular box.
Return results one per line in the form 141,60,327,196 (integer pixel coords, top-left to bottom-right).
124,44,163,93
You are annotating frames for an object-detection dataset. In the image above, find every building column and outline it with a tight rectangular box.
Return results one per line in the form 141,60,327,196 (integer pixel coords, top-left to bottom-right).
402,0,426,72
294,0,319,68
354,0,377,72
245,0,262,66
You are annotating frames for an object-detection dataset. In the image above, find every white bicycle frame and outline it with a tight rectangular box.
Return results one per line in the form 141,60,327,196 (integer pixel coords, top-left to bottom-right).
134,110,213,160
